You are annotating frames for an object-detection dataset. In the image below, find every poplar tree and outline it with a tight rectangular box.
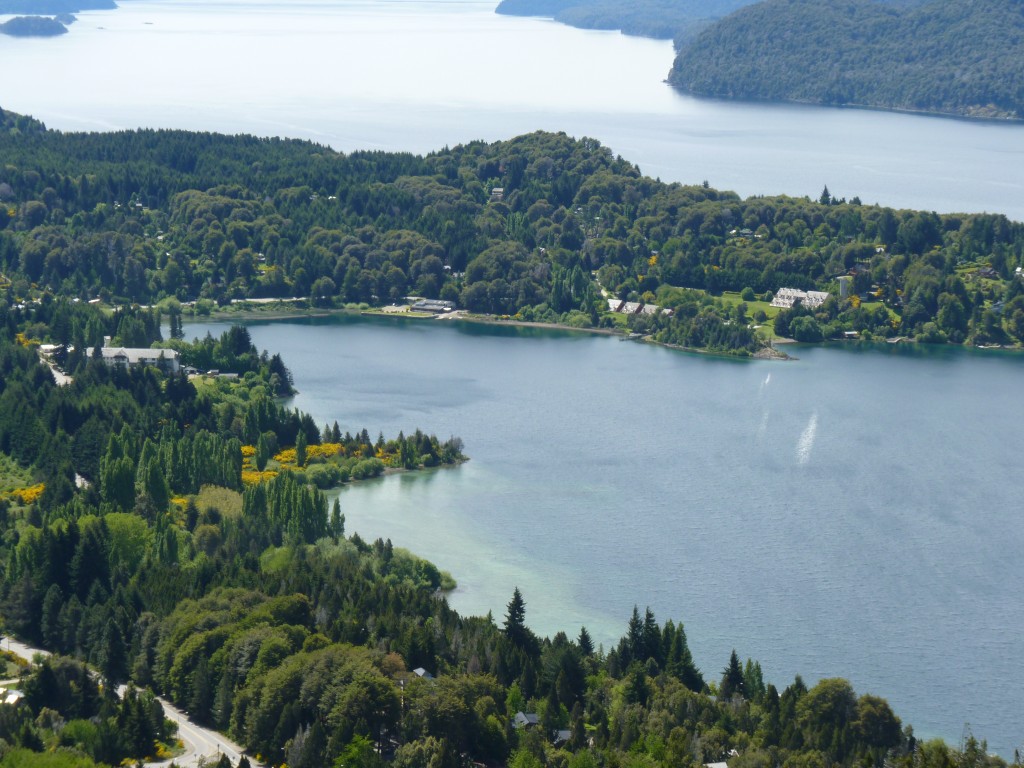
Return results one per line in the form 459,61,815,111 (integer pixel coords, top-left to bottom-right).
255,433,269,472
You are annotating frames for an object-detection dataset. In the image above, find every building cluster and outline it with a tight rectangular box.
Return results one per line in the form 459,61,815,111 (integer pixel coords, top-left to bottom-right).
770,287,830,309
606,299,673,317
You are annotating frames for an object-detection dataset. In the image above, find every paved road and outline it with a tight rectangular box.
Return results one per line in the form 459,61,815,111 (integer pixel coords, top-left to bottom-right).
37,351,72,386
1,636,257,768
153,695,253,768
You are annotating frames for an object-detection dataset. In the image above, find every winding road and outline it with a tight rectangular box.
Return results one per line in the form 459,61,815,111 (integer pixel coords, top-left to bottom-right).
1,636,259,768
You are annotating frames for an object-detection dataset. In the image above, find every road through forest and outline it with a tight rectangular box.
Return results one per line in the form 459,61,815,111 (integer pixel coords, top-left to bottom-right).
1,636,258,768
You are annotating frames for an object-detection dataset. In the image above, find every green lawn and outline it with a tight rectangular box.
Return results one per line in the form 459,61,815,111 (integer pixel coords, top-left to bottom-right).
717,290,783,321
604,312,630,329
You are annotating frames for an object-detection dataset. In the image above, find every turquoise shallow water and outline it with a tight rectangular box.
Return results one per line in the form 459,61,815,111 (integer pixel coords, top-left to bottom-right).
187,316,1024,755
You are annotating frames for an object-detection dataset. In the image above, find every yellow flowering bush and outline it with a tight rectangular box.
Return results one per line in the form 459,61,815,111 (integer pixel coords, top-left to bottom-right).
241,444,256,457
242,470,278,486
13,483,45,504
274,448,296,465
14,332,38,348
306,443,343,459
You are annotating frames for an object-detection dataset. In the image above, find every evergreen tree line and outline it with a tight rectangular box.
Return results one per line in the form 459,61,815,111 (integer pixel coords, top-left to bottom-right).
2,118,1024,354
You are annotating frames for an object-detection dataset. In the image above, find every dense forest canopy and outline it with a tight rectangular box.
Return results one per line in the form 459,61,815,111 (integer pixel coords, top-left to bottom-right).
669,0,1024,119
1,110,1023,356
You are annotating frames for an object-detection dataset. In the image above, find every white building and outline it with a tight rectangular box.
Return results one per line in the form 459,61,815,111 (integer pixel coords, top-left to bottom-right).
770,287,830,309
94,346,180,372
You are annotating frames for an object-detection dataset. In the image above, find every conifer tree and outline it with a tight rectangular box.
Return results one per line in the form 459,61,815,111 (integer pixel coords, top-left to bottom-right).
504,587,527,646
721,649,745,700
578,626,594,657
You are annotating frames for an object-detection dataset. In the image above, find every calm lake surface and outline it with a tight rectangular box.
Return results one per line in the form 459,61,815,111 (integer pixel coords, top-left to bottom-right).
2,0,1023,219
186,316,1024,755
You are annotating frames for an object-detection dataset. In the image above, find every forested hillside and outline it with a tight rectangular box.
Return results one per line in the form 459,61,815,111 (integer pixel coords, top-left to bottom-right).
2,112,1024,354
669,0,1024,119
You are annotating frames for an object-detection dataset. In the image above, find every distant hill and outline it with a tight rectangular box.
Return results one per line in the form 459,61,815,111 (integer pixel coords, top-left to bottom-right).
0,108,46,134
0,0,113,11
669,0,1024,120
495,0,758,45
0,15,67,36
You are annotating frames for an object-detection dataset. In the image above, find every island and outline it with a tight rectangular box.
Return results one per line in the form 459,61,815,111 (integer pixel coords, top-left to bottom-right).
0,15,68,36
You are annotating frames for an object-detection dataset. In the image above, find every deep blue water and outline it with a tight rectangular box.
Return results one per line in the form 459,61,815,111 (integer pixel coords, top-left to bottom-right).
1,0,1023,219
186,316,1024,756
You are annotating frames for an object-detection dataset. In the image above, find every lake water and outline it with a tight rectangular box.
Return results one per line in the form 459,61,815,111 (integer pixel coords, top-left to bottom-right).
1,0,1023,219
186,316,1024,756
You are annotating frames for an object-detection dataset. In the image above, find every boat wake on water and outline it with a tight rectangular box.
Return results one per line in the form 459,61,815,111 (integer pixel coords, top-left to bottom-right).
796,411,818,465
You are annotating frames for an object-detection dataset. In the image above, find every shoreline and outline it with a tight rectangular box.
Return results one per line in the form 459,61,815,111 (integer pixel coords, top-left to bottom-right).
665,87,1024,126
184,302,779,359
181,300,1022,360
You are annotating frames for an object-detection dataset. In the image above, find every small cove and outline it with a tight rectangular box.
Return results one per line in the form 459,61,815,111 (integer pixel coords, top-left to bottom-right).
186,315,1024,755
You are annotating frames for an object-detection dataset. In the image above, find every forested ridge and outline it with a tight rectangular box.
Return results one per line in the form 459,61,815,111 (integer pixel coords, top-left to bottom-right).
669,0,1024,119
0,113,1017,766
2,109,1024,354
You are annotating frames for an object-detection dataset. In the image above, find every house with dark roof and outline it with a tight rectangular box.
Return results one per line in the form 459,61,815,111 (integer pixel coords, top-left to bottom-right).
513,711,539,729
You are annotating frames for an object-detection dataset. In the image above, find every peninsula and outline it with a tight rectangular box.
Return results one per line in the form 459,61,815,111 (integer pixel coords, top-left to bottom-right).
1,109,1022,356
497,0,1024,121
669,0,1024,120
